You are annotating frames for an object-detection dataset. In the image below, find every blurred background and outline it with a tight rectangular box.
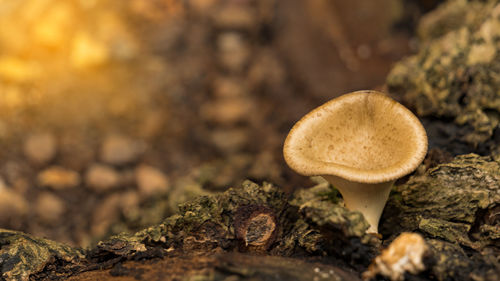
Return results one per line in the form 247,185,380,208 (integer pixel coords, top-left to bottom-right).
0,0,442,247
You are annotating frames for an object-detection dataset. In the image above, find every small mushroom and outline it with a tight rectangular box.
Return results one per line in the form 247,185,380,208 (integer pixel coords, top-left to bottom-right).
283,90,427,233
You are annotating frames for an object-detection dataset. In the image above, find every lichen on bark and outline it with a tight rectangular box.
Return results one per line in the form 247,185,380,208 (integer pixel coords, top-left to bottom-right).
387,0,500,156
93,179,376,263
382,154,499,280
289,177,379,265
0,229,84,281
416,0,494,42
1,162,499,280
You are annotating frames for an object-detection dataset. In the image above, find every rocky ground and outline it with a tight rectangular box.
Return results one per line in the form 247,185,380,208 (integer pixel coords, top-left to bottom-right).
0,0,498,281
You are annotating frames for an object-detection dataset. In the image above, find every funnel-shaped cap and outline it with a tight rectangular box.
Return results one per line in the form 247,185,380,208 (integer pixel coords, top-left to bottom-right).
284,90,427,183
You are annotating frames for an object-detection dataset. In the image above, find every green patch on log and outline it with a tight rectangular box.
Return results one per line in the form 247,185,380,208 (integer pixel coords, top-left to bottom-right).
387,0,500,155
2,155,498,280
94,179,376,267
384,154,499,248
0,229,83,281
383,154,500,281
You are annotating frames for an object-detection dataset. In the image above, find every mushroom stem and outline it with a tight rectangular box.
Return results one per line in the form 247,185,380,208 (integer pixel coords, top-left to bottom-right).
323,175,394,233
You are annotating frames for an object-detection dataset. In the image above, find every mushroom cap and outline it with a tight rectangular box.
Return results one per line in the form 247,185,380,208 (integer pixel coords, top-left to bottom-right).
283,90,428,183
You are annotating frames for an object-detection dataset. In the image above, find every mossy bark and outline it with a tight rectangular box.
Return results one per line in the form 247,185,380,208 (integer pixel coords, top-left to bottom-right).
382,154,499,281
1,155,498,281
1,1,500,280
387,0,500,157
0,229,84,281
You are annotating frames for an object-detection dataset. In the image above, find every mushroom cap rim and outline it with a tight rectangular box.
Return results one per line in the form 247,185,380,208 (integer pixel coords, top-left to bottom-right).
283,90,428,184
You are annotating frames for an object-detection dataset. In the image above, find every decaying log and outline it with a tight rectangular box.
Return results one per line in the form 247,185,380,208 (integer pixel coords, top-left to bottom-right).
1,155,498,281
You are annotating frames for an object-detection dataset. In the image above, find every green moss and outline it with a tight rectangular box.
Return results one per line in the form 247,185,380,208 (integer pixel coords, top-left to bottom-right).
382,154,499,281
387,0,500,152
0,229,83,281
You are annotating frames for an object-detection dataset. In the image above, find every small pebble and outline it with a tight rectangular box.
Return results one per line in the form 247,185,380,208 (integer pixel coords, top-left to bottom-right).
217,32,250,72
0,188,28,226
85,163,121,192
135,164,170,197
37,166,81,190
35,192,66,224
210,128,248,152
120,190,140,218
100,135,145,166
23,133,57,165
212,76,247,98
201,97,253,125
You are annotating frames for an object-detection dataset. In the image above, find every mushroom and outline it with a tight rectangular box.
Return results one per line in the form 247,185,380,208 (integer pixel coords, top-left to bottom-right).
283,90,427,233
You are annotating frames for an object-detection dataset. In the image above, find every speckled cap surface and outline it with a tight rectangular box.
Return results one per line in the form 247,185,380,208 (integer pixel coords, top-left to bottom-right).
283,90,428,183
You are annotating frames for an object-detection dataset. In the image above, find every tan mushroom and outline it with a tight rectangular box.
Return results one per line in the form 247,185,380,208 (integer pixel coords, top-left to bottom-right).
283,90,427,233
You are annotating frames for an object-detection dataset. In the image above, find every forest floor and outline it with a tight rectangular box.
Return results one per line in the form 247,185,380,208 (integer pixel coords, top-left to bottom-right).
7,1,499,281
0,0,423,248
